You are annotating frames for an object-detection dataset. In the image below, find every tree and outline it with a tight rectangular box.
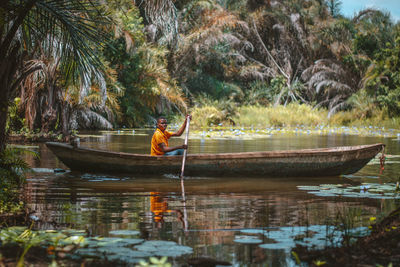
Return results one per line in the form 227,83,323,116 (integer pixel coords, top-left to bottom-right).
0,0,110,152
104,5,186,126
363,32,400,117
300,8,396,117
325,0,342,18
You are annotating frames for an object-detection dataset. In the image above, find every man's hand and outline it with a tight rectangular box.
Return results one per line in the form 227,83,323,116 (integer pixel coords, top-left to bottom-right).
182,144,188,150
186,114,192,120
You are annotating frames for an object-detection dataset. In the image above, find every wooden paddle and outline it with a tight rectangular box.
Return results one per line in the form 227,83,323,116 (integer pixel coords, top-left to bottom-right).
180,116,190,179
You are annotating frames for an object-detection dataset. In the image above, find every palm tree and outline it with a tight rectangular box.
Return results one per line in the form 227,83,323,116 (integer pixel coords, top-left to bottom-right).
301,59,357,117
21,53,122,134
103,4,187,126
0,0,110,152
171,1,251,98
300,9,395,117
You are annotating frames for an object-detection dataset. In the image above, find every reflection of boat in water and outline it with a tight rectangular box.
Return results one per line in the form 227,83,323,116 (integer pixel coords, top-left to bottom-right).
46,142,384,177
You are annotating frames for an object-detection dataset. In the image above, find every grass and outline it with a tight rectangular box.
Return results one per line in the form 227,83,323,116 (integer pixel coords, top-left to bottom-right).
179,103,400,130
234,104,328,127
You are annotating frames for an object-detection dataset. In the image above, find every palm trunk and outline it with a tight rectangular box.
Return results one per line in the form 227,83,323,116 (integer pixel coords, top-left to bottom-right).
41,83,58,133
0,87,10,153
61,104,71,136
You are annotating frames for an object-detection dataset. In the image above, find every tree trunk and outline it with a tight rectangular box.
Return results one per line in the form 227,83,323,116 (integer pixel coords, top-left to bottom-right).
0,86,10,153
61,104,71,136
41,83,58,133
0,1,37,153
0,45,20,153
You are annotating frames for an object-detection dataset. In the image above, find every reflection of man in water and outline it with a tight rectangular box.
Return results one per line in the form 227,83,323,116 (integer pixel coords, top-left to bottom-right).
150,192,184,227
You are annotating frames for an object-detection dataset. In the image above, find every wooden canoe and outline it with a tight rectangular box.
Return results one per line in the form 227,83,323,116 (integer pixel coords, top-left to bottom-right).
45,142,384,177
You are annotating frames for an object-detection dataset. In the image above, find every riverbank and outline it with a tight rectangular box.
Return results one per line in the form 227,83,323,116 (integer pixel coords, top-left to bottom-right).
294,206,400,266
7,133,77,144
173,104,400,131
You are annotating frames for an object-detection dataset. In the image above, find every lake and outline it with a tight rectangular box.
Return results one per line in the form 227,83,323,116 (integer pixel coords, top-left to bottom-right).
22,128,400,266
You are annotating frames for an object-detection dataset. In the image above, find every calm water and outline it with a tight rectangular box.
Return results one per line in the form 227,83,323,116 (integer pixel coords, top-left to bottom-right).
23,129,400,266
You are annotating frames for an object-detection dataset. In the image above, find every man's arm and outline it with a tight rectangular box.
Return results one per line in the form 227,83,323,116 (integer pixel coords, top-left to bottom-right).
159,143,187,153
171,114,191,137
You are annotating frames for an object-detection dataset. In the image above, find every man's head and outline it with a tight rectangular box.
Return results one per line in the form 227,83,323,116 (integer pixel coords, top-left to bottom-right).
156,117,168,131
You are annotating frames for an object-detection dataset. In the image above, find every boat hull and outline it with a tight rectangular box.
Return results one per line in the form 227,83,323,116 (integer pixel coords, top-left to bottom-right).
45,142,384,177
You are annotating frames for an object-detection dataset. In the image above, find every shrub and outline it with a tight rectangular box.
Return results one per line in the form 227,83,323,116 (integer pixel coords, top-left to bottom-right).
0,147,35,214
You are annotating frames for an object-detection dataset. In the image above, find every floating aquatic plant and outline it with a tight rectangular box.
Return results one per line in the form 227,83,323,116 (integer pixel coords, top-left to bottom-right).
136,256,171,267
297,183,400,200
190,125,400,140
75,238,193,262
234,235,263,244
109,230,140,236
0,227,193,265
135,240,193,257
237,225,369,251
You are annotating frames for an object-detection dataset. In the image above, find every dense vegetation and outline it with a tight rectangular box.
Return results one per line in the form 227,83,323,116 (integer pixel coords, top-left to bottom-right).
0,1,399,264
2,0,400,152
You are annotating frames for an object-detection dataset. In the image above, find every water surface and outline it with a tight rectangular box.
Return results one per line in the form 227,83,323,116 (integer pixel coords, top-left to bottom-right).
23,130,400,266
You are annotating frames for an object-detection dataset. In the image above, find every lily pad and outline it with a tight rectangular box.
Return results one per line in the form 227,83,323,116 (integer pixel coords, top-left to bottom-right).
135,240,193,257
299,182,400,200
259,242,294,250
234,235,263,244
240,229,268,234
96,246,133,255
297,186,321,191
75,248,101,257
109,230,140,236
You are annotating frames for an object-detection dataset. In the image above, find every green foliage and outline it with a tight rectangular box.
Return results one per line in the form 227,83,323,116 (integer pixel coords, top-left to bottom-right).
244,81,272,106
6,98,25,133
189,101,399,129
2,227,44,267
6,0,400,131
191,93,238,126
0,148,31,186
190,103,328,128
191,106,226,127
353,33,379,57
326,88,398,127
0,147,36,214
136,257,171,267
363,35,400,117
325,0,342,18
234,104,327,127
0,227,87,266
104,6,185,126
186,69,243,101
334,207,363,247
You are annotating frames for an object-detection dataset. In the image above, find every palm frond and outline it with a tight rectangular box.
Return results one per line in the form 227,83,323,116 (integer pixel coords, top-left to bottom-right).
27,0,110,81
78,109,112,129
239,64,270,81
327,100,347,118
142,0,178,45
315,80,352,95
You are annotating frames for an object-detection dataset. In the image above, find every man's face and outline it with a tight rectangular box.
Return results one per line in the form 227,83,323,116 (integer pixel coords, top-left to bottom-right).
157,119,168,131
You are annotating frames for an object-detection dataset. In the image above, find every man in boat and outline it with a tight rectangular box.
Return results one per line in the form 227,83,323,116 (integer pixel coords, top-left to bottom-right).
151,115,191,156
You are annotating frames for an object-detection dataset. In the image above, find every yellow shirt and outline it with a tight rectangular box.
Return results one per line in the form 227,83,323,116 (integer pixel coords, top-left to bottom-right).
151,128,172,156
